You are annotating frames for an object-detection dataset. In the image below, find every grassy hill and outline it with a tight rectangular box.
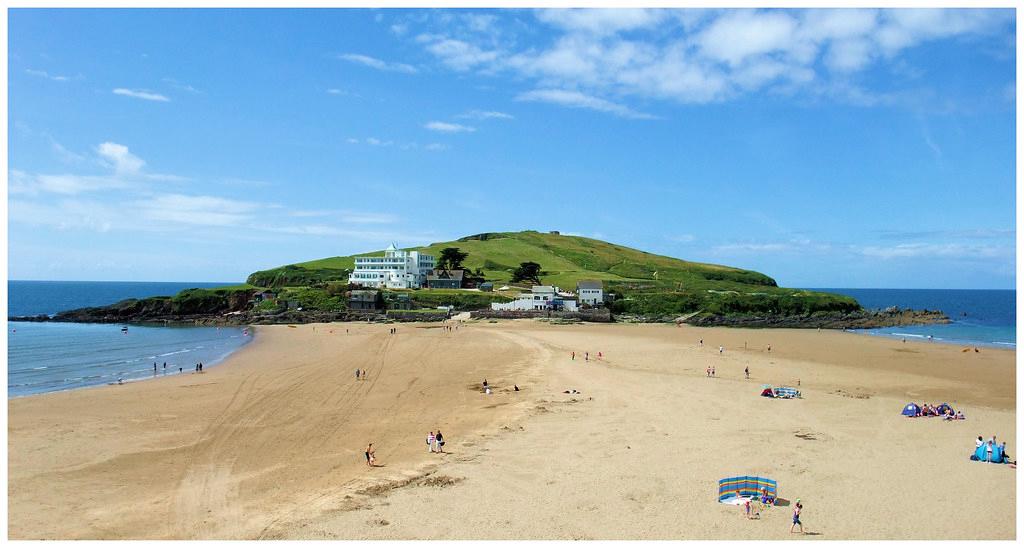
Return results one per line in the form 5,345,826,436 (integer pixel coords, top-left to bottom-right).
246,231,860,317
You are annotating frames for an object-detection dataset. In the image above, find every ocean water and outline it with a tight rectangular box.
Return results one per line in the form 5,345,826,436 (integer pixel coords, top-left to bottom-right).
810,288,1015,348
8,281,252,397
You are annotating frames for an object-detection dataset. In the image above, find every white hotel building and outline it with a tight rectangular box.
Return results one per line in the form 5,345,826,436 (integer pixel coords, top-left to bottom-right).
348,244,436,289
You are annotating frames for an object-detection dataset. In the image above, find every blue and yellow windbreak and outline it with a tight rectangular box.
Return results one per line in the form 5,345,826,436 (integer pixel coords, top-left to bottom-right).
718,476,778,501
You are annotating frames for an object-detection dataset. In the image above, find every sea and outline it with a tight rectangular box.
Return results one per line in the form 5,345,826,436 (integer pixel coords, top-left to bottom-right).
808,288,1016,349
5,282,1016,397
8,281,252,397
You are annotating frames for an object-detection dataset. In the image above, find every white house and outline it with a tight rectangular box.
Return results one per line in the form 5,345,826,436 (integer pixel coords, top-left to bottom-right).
348,243,436,289
576,280,604,306
492,285,578,312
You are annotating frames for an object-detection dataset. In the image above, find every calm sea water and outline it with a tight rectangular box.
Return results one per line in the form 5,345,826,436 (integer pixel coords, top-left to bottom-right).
8,281,252,397
809,288,1015,348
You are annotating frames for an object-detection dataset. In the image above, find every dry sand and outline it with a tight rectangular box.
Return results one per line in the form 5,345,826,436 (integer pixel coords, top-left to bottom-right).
7,320,1016,539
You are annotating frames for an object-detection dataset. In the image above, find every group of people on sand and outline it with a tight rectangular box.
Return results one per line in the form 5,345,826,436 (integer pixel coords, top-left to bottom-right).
706,366,716,377
355,368,368,381
742,488,780,520
974,435,1014,464
913,402,960,419
426,430,446,453
570,351,601,361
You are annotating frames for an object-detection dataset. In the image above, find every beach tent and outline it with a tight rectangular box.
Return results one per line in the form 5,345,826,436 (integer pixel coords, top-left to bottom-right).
761,386,801,399
718,476,778,504
902,403,920,417
775,387,801,399
990,445,1004,463
935,403,954,415
973,444,987,461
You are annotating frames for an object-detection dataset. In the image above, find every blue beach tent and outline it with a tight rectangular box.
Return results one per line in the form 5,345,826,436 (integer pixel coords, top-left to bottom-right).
902,403,920,416
935,403,954,415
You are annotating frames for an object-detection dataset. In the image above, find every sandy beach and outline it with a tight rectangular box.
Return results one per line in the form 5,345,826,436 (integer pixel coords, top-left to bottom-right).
8,320,1015,539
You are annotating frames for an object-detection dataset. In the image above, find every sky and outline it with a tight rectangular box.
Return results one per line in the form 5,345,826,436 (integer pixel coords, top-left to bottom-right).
7,8,1017,288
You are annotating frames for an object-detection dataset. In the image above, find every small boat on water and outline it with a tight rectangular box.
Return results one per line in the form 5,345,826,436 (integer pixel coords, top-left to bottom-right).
121,326,129,334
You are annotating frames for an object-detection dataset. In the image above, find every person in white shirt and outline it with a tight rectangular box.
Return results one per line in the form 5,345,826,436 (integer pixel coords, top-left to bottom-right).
427,432,436,453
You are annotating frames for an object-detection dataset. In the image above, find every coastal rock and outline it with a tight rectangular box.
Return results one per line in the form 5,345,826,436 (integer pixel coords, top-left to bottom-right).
681,308,949,329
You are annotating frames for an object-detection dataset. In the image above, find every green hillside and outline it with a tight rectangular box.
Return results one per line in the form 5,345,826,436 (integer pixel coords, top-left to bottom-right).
246,230,860,317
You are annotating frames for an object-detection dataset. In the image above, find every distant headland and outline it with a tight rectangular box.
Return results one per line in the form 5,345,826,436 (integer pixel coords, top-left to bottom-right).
9,231,949,328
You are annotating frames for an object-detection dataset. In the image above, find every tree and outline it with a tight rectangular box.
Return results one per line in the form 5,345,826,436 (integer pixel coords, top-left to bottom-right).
437,247,469,271
511,262,542,285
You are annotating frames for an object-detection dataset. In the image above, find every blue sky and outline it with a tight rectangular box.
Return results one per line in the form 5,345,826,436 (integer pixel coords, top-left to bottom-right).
8,8,1016,288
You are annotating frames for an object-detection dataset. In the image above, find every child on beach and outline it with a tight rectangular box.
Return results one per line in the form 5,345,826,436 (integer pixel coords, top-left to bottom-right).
790,500,803,533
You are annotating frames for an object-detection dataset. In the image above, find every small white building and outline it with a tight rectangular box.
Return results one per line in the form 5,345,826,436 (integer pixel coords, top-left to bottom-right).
576,280,604,306
348,243,436,289
492,285,578,312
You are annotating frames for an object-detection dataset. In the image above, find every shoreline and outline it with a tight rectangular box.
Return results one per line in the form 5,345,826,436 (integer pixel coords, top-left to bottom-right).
8,320,1015,539
7,321,255,399
8,317,1013,400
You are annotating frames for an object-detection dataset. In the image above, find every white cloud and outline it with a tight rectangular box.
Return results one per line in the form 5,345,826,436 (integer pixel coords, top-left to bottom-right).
857,243,1011,260
409,8,1012,114
339,212,399,224
345,137,360,144
26,69,70,82
516,89,655,120
458,110,514,120
424,121,477,133
535,8,667,35
133,194,261,227
112,88,170,102
96,142,145,174
416,34,500,71
338,53,417,74
162,78,201,93
696,10,800,67
50,140,87,164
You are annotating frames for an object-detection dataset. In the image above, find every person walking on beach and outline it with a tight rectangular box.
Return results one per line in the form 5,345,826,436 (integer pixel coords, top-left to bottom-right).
585,352,589,362
719,345,724,355
427,432,436,453
711,366,716,377
163,362,167,374
153,362,157,375
365,443,375,467
435,430,445,453
745,366,750,379
706,366,711,377
356,368,360,381
571,351,575,361
767,344,772,353
790,500,804,533
199,362,203,372
699,339,703,347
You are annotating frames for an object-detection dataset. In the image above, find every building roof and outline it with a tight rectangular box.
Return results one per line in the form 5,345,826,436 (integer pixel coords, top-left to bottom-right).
577,280,603,290
531,285,555,293
428,269,464,281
